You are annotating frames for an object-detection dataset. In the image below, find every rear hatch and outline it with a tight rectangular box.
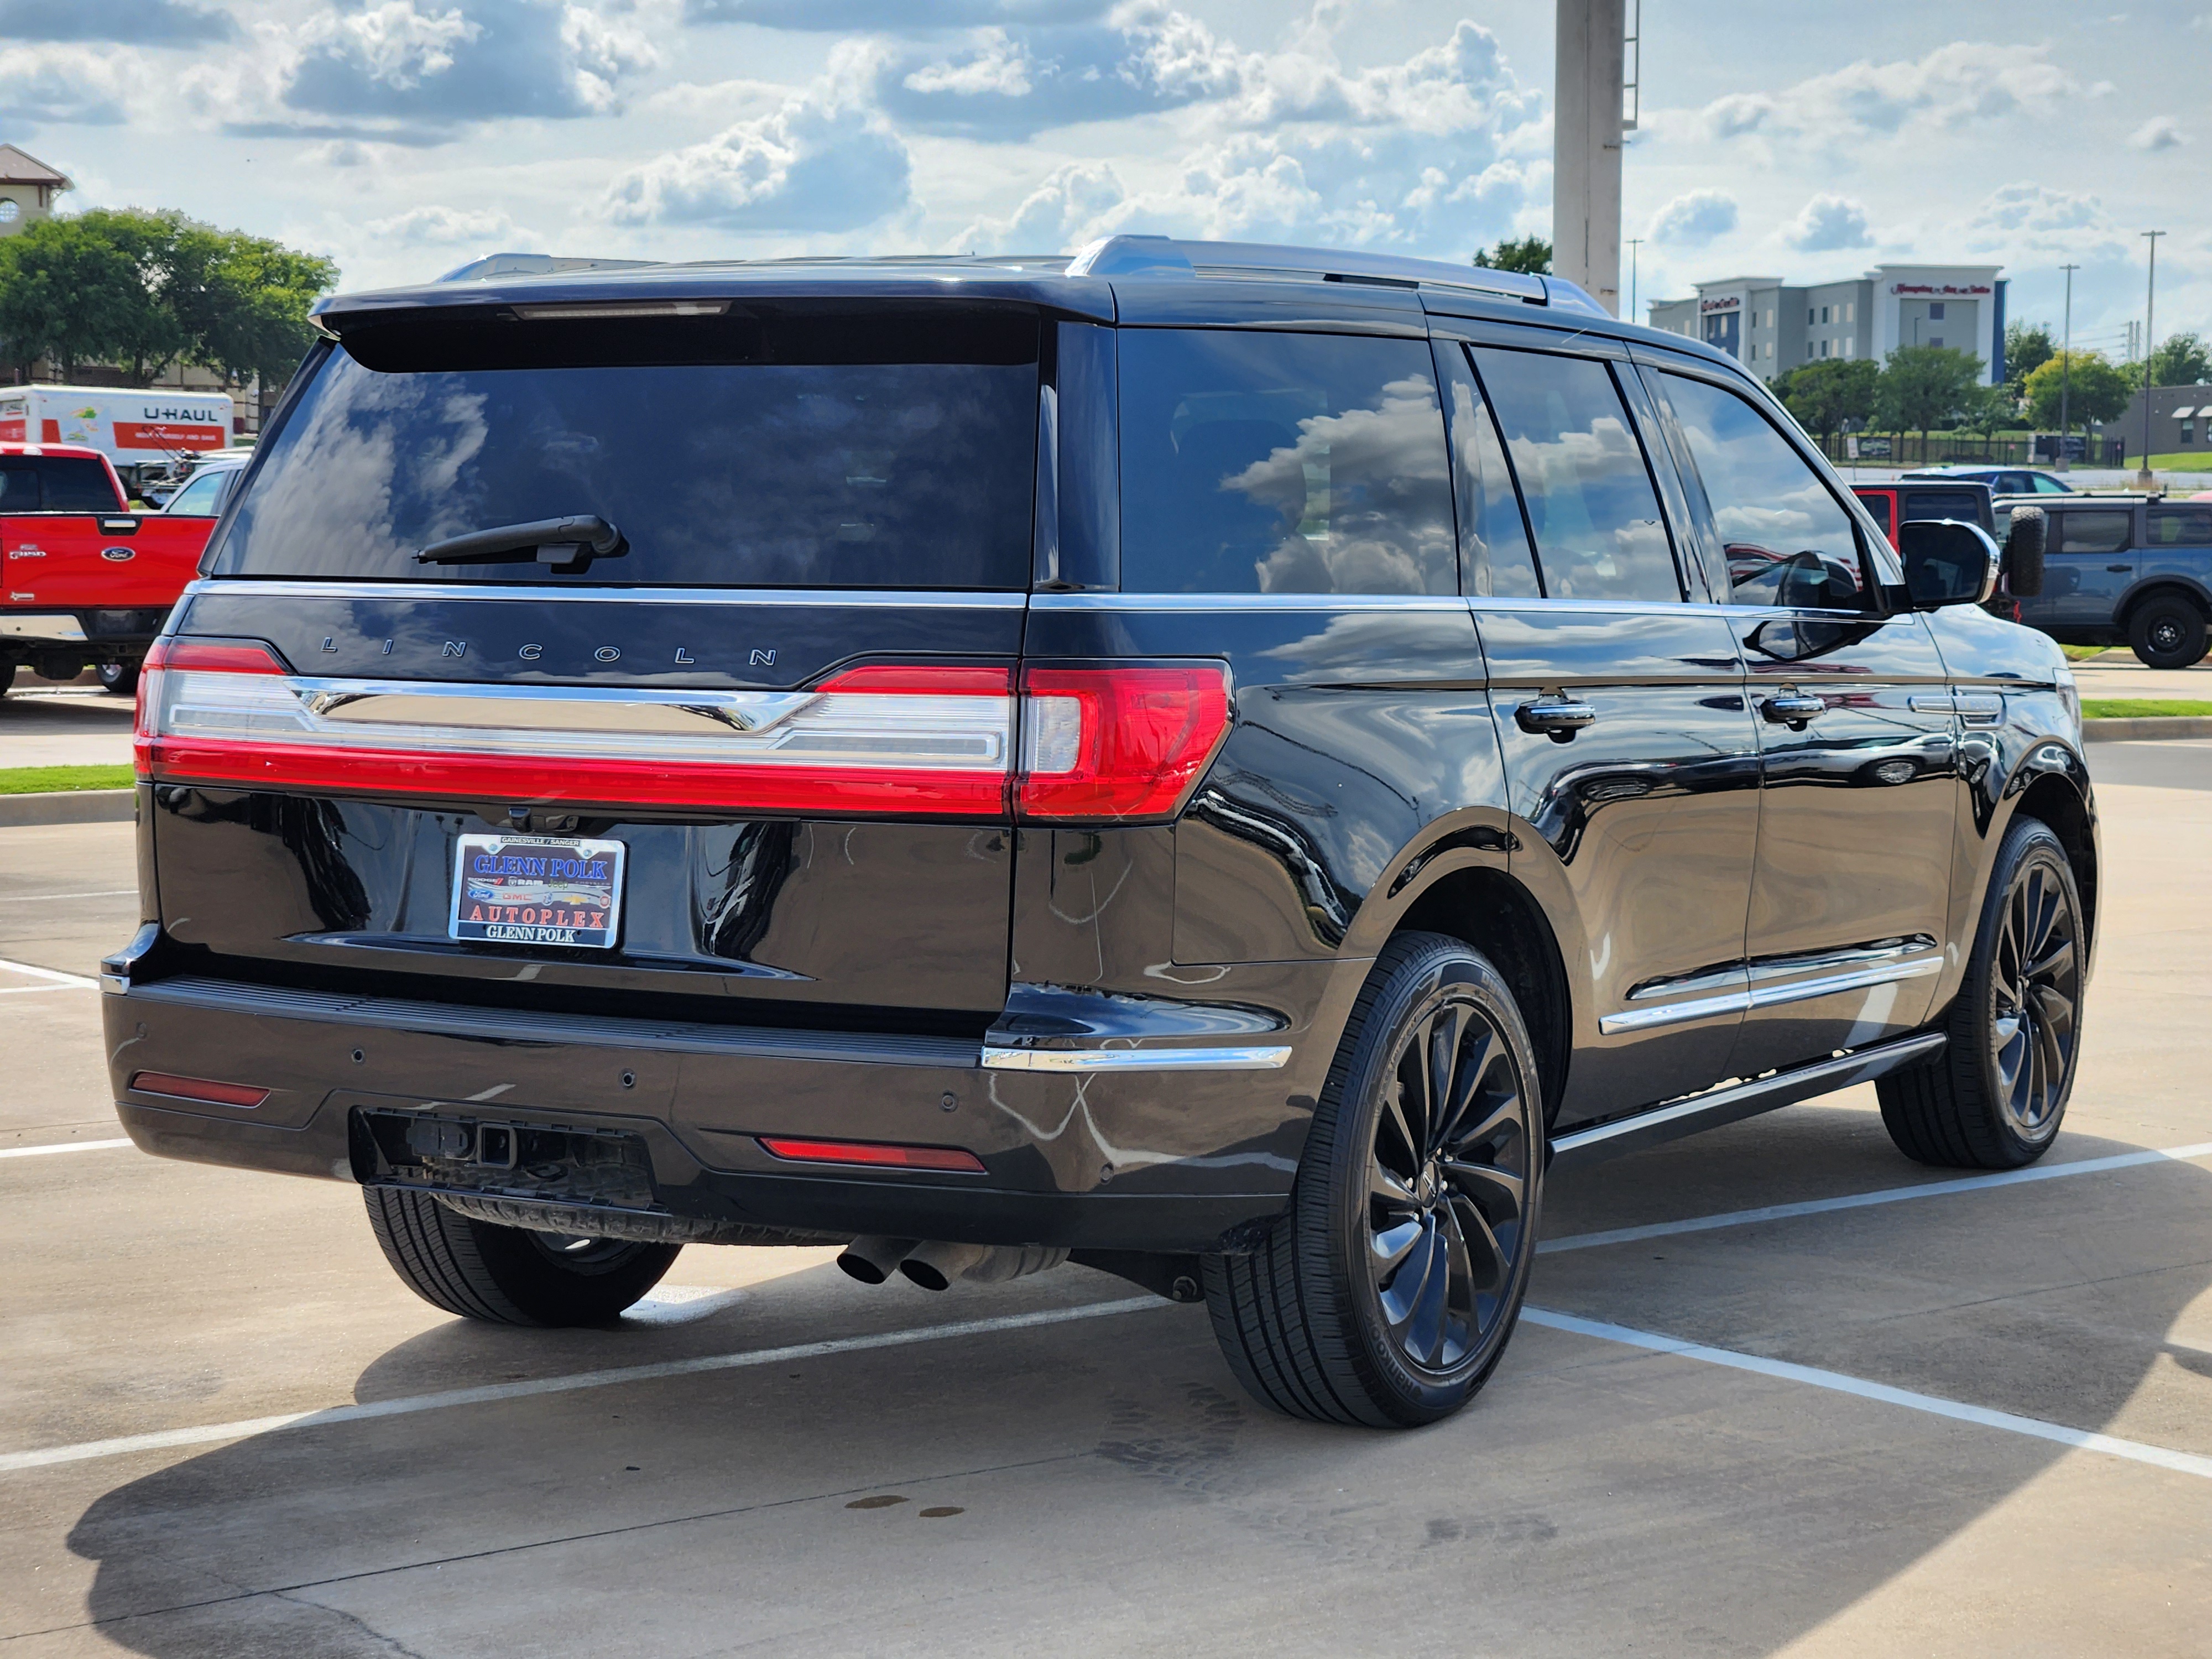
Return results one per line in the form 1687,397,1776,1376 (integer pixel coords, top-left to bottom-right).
140,296,1045,1031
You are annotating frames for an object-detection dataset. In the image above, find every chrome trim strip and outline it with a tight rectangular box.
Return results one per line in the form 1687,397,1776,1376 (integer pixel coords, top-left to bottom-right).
1028,592,1467,612
1744,936,1940,984
1626,964,1751,1003
293,679,824,735
0,614,88,641
1551,1030,1949,1171
980,1044,1293,1072
181,580,1027,610
1600,956,1942,1035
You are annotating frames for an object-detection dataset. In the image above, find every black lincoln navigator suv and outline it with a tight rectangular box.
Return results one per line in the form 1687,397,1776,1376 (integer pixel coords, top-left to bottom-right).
106,237,2094,1428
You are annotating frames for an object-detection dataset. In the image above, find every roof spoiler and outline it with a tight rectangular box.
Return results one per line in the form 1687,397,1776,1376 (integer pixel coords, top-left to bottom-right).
434,252,662,283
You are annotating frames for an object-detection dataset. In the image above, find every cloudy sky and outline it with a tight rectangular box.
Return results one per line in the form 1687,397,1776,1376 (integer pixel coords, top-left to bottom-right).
3,0,2202,353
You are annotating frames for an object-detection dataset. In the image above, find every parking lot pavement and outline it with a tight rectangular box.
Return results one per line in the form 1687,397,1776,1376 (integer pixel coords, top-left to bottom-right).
0,691,135,770
4,778,2211,1658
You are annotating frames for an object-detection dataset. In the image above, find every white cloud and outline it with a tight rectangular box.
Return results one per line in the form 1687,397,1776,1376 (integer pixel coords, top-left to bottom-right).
1786,194,1872,252
902,28,1034,97
1694,41,2084,145
2130,115,2189,151
1648,189,1738,246
0,43,138,125
604,48,912,231
368,204,529,245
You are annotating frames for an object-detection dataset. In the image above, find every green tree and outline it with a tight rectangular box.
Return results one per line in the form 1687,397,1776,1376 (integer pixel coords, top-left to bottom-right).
0,206,334,392
2004,320,2056,397
1876,345,1986,446
168,225,338,393
1776,358,1880,446
0,214,150,378
2148,330,2212,387
1474,236,1551,274
2024,349,2133,429
1960,379,2016,440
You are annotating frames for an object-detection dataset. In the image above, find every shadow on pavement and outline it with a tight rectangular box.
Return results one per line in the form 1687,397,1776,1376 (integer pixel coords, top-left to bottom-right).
59,1113,2212,1658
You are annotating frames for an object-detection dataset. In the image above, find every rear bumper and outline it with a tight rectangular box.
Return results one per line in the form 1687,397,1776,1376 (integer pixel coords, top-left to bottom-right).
0,609,167,653
103,972,1326,1253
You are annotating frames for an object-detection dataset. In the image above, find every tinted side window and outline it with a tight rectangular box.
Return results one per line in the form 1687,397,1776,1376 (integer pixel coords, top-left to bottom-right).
2054,510,2132,554
2148,506,2212,547
1662,373,1864,609
1118,330,1454,594
1859,491,1893,536
1901,488,1986,527
1432,341,1538,597
1469,347,1678,603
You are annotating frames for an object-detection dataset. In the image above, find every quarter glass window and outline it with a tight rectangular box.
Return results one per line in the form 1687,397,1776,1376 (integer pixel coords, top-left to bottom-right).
1432,341,1538,597
2148,507,2212,547
1469,347,1679,603
2054,510,2132,554
1663,373,1864,608
1117,330,1455,594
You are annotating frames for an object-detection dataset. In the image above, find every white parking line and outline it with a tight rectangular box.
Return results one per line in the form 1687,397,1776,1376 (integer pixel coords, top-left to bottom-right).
0,1296,1163,1475
1523,1307,2212,1481
0,957,98,990
0,890,135,902
0,1138,133,1160
1540,1139,2212,1255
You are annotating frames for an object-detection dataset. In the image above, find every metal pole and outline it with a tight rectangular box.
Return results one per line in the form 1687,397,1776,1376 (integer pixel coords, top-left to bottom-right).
1627,238,1642,322
2058,262,2077,471
2138,230,2164,489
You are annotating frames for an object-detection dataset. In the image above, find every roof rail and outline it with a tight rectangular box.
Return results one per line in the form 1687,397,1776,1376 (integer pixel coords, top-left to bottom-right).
435,252,662,283
1062,234,1609,316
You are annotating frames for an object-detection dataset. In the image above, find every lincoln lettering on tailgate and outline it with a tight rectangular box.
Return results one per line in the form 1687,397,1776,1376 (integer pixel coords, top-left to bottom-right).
448,835,625,950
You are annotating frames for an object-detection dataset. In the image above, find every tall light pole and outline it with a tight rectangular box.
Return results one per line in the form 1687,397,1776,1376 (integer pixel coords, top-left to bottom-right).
2058,262,2078,472
2138,229,2164,488
1627,238,1642,322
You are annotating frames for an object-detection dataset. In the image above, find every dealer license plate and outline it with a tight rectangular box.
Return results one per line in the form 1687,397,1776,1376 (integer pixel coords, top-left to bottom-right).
448,834,625,950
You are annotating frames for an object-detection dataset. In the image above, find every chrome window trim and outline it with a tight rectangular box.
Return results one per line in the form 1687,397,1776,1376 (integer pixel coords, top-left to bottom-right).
182,579,1027,610
1599,954,1943,1036
1030,592,1467,612
980,1043,1293,1072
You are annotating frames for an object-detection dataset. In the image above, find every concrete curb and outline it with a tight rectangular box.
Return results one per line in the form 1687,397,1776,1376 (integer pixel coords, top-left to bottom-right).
2082,716,2212,743
0,790,134,827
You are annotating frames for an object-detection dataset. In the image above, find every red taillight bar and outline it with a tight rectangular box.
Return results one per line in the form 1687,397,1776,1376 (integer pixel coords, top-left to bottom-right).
1016,663,1232,823
757,1136,987,1173
128,1071,270,1109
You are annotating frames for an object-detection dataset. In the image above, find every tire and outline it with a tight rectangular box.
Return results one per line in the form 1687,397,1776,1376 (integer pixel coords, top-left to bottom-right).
1203,932,1543,1427
364,1185,680,1326
1878,818,2085,1169
2127,594,2208,670
96,660,139,697
0,661,13,697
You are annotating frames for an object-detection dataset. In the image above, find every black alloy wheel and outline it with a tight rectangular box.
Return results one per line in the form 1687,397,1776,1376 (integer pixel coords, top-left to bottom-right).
1879,818,2086,1168
1365,990,1533,1376
1203,932,1543,1427
1987,843,2083,1140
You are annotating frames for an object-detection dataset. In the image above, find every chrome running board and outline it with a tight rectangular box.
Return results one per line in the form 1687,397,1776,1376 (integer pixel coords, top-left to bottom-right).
1549,1030,1948,1172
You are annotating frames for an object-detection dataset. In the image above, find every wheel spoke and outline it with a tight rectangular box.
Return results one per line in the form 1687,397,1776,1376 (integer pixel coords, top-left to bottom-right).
1380,1074,1420,1172
1424,1005,1469,1157
1371,1217,1423,1280
2027,937,2074,984
1369,1159,1418,1213
1448,1193,1508,1294
1438,1157,1524,1225
1406,1223,1451,1368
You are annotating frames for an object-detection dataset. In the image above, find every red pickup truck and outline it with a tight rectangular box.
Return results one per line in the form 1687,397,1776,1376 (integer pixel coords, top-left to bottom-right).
1,442,220,696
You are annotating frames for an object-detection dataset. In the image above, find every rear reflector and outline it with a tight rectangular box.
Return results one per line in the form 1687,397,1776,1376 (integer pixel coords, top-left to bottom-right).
1018,664,1231,823
128,1071,270,1109
757,1136,987,1173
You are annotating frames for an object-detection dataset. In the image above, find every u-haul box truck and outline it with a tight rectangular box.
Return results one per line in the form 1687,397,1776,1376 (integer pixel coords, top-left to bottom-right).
0,385,234,477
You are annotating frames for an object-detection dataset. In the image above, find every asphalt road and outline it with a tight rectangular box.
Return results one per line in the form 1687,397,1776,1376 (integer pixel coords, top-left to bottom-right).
2,766,2210,1657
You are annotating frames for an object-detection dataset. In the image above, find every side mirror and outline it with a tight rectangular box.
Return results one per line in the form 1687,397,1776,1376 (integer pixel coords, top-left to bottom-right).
1898,519,2001,610
2004,504,2046,597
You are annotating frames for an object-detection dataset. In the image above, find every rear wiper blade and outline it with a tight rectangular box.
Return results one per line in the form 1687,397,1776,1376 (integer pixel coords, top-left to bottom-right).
415,515,627,573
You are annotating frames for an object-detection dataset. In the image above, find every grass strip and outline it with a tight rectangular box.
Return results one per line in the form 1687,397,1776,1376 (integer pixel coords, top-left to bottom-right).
2082,700,2212,720
0,764,134,795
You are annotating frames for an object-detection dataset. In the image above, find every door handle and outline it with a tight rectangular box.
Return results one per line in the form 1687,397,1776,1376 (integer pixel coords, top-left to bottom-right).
2106,564,2131,573
1515,698,1598,742
1762,693,1826,726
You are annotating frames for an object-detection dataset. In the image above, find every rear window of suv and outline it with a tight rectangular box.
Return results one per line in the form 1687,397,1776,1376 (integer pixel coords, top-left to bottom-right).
210,305,1041,589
